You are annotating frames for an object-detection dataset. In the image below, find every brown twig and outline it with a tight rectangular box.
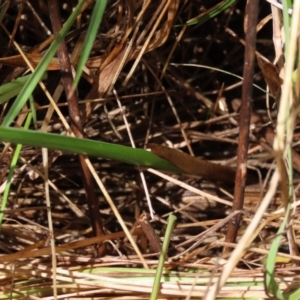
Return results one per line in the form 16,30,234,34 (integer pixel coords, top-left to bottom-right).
47,0,106,256
224,0,259,252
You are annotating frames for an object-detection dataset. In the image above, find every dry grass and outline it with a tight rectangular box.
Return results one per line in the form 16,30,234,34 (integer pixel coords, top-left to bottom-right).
0,0,300,299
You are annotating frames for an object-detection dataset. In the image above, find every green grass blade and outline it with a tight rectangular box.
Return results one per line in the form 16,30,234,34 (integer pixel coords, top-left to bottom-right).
0,73,43,94
284,287,300,299
180,0,236,26
0,1,9,24
29,95,37,129
0,87,24,105
73,0,107,88
267,1,298,299
0,114,33,230
0,127,181,173
282,0,292,55
265,208,290,299
150,214,177,300
1,0,86,127
171,63,269,96
0,73,47,105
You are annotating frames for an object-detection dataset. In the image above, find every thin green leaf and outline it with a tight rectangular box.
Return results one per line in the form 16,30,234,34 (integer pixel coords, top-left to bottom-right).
0,88,23,105
73,0,107,88
178,0,235,26
0,127,181,173
0,0,9,24
28,95,37,129
282,0,293,56
0,73,47,105
1,0,86,127
170,63,270,96
150,214,177,300
265,209,290,299
0,73,41,94
284,287,300,299
0,114,33,230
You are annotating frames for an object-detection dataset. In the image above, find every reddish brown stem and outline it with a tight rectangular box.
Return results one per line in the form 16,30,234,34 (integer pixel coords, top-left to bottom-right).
47,0,106,256
224,0,259,252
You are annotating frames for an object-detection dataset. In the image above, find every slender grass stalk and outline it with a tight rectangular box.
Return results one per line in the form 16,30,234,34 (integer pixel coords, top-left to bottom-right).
265,1,300,298
178,0,236,26
0,127,182,173
1,0,87,127
170,63,269,95
72,0,107,89
0,1,8,24
0,113,32,229
150,214,177,300
0,73,47,104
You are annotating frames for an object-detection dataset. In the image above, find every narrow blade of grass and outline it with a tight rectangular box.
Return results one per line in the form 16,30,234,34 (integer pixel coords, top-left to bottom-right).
150,214,177,300
1,0,87,127
0,73,47,105
0,127,182,173
178,0,236,26
0,114,33,230
73,0,107,88
265,203,290,299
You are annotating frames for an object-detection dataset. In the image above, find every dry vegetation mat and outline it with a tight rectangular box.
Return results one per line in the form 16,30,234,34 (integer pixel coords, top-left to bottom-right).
0,0,300,299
